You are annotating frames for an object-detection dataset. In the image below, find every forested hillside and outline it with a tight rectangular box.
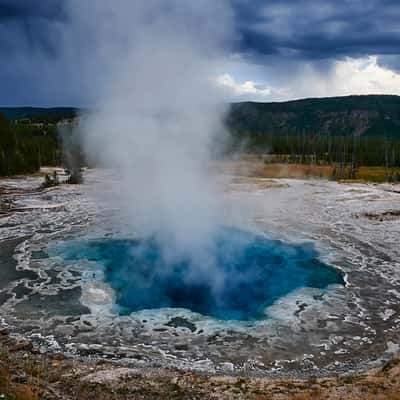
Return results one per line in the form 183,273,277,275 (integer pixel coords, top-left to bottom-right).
227,95,400,178
0,112,63,176
0,107,77,121
228,95,400,138
1,96,400,179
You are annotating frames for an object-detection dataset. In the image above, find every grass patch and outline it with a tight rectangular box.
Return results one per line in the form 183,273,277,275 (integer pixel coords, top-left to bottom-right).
232,157,400,183
356,166,400,183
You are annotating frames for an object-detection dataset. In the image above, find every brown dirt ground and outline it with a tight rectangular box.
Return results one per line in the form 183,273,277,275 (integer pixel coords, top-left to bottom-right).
0,329,399,400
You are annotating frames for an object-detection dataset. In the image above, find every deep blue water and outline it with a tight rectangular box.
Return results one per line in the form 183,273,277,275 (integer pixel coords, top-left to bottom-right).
57,228,344,321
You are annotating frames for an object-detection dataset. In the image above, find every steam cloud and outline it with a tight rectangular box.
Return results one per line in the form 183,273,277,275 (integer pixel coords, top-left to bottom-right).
67,1,235,267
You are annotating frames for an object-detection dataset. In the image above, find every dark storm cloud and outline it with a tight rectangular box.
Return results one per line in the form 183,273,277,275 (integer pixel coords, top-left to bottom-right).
0,0,234,106
2,0,398,62
0,0,67,58
233,0,400,63
0,0,66,20
378,54,400,72
0,0,399,105
0,0,100,106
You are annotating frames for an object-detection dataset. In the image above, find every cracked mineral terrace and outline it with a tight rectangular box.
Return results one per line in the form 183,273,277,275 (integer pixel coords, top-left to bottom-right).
0,169,399,378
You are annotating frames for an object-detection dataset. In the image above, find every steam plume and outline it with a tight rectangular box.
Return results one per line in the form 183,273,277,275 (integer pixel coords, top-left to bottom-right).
70,1,234,261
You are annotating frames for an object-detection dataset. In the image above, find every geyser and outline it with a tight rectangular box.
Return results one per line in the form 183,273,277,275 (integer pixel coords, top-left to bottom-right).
67,2,343,322
76,0,233,268
60,228,344,321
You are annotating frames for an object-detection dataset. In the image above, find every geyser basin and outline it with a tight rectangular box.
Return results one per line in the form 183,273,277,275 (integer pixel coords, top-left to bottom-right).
59,228,344,320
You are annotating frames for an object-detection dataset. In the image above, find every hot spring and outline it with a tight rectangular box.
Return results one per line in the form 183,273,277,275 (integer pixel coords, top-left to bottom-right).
3,172,398,377
58,228,344,321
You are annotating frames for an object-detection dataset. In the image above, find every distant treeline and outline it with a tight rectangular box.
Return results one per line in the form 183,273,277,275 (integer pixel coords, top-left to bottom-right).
228,95,400,139
2,96,400,180
231,132,400,166
0,113,63,176
0,107,78,121
227,95,400,180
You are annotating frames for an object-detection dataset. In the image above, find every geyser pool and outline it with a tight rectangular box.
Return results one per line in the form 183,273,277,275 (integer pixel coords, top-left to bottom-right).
58,228,344,321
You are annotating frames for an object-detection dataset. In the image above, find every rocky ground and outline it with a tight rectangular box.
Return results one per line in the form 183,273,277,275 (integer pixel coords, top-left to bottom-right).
0,328,400,400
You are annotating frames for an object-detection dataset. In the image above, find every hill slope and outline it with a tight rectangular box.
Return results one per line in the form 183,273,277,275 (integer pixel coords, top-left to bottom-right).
228,95,400,138
0,107,78,121
3,96,400,138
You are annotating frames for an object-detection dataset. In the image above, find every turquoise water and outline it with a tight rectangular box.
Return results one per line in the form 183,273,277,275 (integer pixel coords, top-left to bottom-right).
57,228,344,321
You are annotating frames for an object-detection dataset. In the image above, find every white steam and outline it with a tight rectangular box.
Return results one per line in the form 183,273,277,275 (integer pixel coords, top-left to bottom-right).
70,1,234,260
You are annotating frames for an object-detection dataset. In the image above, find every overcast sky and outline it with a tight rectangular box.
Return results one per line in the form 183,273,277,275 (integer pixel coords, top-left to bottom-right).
1,0,400,106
